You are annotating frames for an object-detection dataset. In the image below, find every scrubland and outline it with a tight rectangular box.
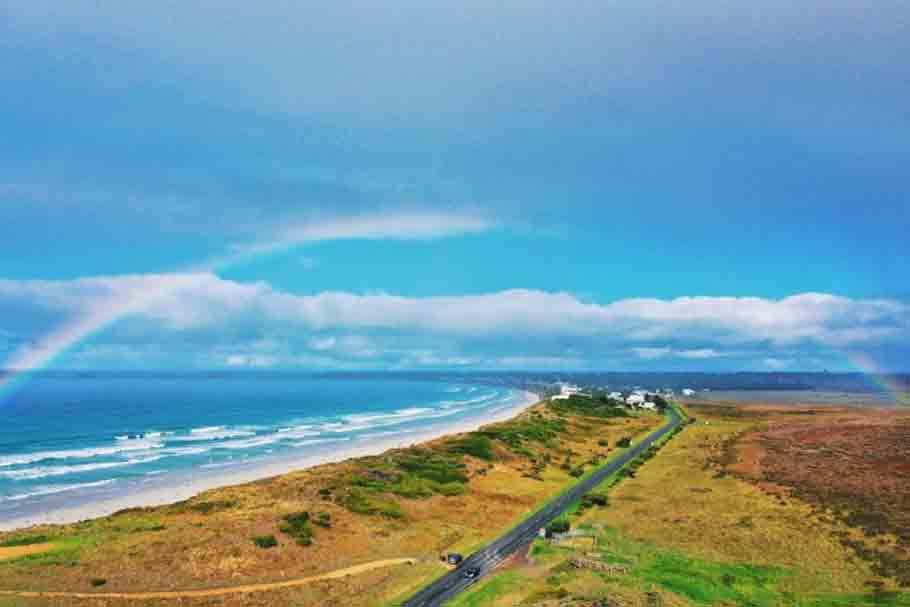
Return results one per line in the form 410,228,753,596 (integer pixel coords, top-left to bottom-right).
449,402,910,606
0,397,659,607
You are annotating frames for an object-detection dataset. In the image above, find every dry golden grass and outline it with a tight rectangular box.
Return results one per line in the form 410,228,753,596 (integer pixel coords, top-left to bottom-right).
583,406,875,594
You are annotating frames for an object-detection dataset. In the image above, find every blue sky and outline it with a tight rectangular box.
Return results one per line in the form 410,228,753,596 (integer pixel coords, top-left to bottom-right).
1,1,908,373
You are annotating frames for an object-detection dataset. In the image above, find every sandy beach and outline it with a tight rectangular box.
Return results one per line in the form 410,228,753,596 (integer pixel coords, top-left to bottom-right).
0,390,539,532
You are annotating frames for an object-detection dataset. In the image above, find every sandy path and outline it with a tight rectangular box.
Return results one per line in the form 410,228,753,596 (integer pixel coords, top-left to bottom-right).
0,558,417,600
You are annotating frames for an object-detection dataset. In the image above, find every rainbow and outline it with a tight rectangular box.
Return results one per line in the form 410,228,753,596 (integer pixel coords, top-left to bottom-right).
843,351,909,405
0,212,494,403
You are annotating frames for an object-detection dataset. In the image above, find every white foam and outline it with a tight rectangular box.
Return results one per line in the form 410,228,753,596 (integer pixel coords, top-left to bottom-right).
0,439,164,468
5,479,116,501
291,437,349,447
170,427,256,442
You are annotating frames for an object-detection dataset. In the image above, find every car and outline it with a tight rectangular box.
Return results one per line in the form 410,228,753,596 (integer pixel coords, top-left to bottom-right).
463,566,481,580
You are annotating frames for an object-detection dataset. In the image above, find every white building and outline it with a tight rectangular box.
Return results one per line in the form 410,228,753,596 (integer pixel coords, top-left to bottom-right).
681,388,696,397
552,384,581,400
625,393,645,407
608,391,623,401
640,401,657,410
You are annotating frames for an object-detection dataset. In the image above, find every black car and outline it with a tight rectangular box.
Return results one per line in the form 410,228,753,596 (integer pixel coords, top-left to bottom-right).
463,566,481,580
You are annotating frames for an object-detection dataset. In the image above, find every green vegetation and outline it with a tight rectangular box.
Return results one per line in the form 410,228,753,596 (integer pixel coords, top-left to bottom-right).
454,522,910,607
546,517,570,536
549,395,629,419
172,498,238,515
89,578,107,587
280,512,315,546
340,490,405,519
448,434,494,460
313,511,332,528
251,534,278,549
478,416,566,453
0,535,49,548
446,570,524,607
347,450,469,502
617,436,632,448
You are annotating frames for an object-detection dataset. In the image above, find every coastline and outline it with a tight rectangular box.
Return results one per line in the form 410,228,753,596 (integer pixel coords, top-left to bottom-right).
0,390,539,532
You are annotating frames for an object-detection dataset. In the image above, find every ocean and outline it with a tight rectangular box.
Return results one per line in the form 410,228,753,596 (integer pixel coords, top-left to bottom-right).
0,373,534,529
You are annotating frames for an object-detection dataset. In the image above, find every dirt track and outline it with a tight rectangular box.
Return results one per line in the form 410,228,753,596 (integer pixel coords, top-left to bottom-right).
0,558,417,600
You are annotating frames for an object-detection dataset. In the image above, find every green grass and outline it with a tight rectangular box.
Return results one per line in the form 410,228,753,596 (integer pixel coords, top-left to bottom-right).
641,551,784,604
0,535,87,566
478,417,566,452
563,526,910,607
447,570,524,607
341,490,405,519
548,395,629,419
448,434,495,461
0,534,50,548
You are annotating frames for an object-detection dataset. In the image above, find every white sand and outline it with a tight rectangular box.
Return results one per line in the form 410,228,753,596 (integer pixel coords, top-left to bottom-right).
0,391,539,532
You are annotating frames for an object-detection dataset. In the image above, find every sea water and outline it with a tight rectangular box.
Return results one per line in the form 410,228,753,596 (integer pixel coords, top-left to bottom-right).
0,373,532,528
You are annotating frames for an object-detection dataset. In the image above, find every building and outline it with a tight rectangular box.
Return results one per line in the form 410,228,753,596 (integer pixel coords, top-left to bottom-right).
625,393,645,407
608,391,623,401
682,388,696,396
552,384,589,400
640,401,657,410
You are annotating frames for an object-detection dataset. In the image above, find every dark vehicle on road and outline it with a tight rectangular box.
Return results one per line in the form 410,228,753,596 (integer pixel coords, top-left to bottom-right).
463,567,481,580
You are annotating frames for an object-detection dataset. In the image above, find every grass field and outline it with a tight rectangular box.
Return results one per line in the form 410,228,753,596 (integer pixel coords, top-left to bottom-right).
449,402,910,606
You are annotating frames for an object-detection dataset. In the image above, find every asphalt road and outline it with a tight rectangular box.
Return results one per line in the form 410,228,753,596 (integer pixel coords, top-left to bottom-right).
401,405,683,607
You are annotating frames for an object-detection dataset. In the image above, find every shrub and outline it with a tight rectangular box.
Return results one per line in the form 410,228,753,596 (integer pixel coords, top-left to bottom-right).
280,512,314,546
89,578,107,587
252,534,278,549
617,437,632,448
341,490,405,519
597,439,610,447
582,493,608,507
569,466,585,478
547,518,570,535
313,511,332,528
448,434,494,461
177,499,237,515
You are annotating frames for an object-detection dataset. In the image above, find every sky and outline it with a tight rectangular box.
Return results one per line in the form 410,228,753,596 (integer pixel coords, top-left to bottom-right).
1,0,908,373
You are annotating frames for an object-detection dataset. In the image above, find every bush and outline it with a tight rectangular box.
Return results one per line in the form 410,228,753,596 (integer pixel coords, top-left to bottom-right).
448,434,494,460
252,534,278,549
280,512,314,546
569,466,585,478
179,499,237,515
547,518,570,535
341,490,405,519
313,511,332,528
583,493,608,507
617,437,632,448
597,439,609,447
89,578,107,587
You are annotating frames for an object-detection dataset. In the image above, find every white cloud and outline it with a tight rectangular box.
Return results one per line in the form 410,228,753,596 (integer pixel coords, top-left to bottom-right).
209,211,493,269
1,273,908,371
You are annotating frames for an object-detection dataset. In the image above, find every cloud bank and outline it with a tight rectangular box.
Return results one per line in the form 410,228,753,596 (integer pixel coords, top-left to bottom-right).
2,273,906,371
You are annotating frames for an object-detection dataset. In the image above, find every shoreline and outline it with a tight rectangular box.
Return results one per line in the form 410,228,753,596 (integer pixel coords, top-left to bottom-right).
0,390,539,532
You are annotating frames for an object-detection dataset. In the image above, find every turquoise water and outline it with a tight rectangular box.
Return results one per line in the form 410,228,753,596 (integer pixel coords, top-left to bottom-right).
0,373,530,526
